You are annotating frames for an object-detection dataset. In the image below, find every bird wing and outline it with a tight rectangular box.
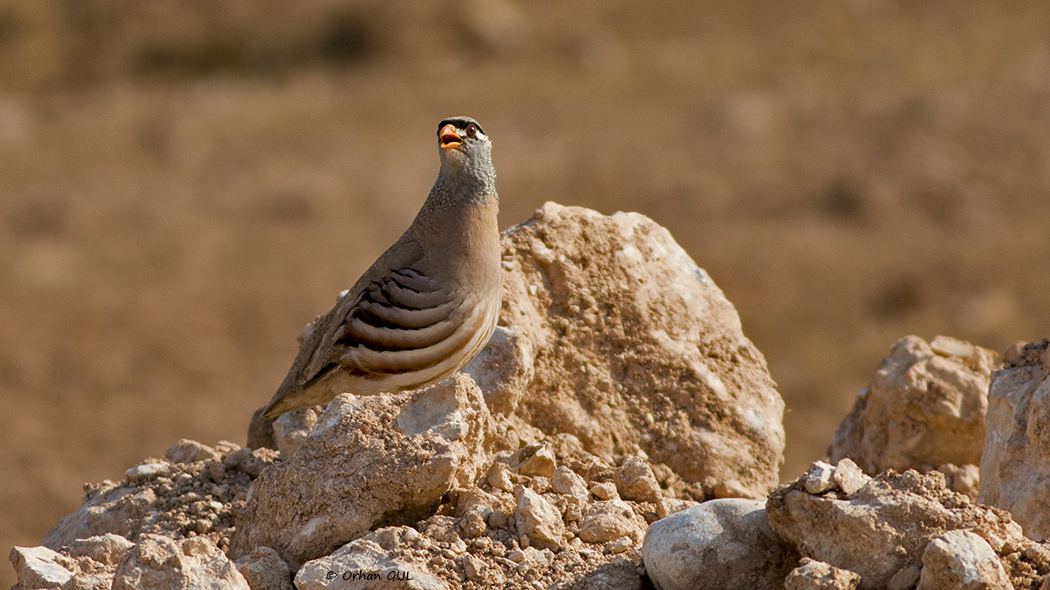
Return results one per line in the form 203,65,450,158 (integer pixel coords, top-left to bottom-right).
333,265,463,374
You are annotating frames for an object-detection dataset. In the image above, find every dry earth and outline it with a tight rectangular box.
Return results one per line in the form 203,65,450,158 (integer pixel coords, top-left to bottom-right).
3,1,1050,587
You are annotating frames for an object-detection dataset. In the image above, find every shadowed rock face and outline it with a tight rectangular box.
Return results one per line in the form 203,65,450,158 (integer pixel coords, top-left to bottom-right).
980,339,1050,540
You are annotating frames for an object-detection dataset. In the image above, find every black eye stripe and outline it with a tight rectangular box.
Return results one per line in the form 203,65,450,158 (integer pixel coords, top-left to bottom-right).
438,118,484,135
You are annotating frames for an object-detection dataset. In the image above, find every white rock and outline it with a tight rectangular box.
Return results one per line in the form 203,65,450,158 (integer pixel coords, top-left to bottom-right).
917,530,1011,590
124,461,175,483
10,545,75,589
642,499,797,590
804,461,836,494
469,203,786,497
832,458,871,496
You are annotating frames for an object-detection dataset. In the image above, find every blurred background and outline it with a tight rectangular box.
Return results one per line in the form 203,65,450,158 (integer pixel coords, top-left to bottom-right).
2,0,1049,583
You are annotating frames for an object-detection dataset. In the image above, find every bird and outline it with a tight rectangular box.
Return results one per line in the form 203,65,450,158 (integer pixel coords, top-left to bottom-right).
261,116,502,419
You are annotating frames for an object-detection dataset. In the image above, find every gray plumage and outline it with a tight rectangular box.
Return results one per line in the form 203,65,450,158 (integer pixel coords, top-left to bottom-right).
262,117,501,419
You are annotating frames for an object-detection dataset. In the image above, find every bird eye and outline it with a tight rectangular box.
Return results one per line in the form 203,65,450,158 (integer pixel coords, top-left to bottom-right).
466,125,477,136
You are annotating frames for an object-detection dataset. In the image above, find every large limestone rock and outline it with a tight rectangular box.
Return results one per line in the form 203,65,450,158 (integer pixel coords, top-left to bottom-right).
829,335,998,476
229,374,498,567
642,498,798,590
767,466,1046,590
980,338,1050,540
468,202,785,497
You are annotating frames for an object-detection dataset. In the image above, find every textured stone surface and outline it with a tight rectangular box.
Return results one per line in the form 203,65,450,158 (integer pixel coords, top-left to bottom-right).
234,546,293,590
829,335,997,476
980,338,1050,540
767,467,1045,590
111,534,249,590
784,559,861,590
642,499,798,590
917,530,1011,590
578,500,646,544
468,203,786,496
514,486,565,551
40,440,271,552
229,374,497,567
9,545,75,589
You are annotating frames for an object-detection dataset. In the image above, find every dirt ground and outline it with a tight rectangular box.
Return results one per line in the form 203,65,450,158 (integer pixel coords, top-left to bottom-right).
2,1,1049,585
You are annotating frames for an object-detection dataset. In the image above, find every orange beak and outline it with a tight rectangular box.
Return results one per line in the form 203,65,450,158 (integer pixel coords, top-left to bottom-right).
439,124,462,150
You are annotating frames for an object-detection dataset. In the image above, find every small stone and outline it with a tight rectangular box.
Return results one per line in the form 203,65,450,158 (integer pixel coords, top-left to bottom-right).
804,461,837,494
488,463,515,492
519,446,557,478
64,533,135,566
832,458,870,496
644,499,798,590
656,497,698,520
166,440,222,464
551,467,589,501
887,565,921,590
202,460,226,483
488,511,509,529
616,456,662,503
508,549,527,563
530,476,551,493
459,509,488,539
223,447,252,470
112,534,249,590
463,553,486,581
578,500,645,544
591,482,619,500
238,448,277,478
605,536,634,554
785,558,861,590
124,461,175,483
514,486,564,551
565,501,583,522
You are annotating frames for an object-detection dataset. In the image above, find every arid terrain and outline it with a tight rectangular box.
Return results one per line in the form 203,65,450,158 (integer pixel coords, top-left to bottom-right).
2,1,1049,587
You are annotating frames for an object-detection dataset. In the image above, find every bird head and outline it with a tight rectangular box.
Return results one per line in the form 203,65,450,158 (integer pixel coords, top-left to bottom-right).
437,116,492,173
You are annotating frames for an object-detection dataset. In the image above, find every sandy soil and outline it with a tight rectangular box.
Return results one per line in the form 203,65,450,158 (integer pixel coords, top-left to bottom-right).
2,1,1049,585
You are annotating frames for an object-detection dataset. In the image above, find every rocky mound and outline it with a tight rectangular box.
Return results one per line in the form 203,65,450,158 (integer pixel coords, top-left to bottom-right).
9,205,1050,590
